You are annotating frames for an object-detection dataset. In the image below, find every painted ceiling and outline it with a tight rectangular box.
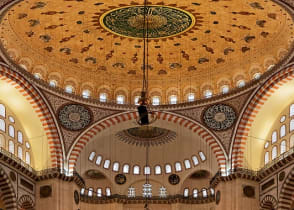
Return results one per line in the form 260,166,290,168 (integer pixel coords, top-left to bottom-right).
0,0,293,96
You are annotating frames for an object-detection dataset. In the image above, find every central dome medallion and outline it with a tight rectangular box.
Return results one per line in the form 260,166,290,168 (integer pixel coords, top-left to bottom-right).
100,6,195,38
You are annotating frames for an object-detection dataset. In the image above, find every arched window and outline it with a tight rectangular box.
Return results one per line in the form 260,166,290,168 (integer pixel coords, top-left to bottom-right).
106,188,111,197
25,142,30,149
116,95,125,104
80,188,85,195
133,165,140,175
155,165,161,175
144,166,151,175
97,188,102,197
290,119,294,132
49,80,57,87
221,85,229,94
17,146,23,160
290,104,294,117
113,162,120,172
199,151,206,161
280,140,286,154
65,85,74,94
8,125,14,138
237,80,245,88
17,131,23,144
193,189,198,198
183,188,189,197
165,164,172,174
204,90,212,98
272,131,277,144
264,152,269,165
280,115,286,123
8,116,14,123
0,104,5,117
192,156,199,166
0,134,5,148
88,188,93,197
272,146,277,160
88,151,96,161
25,152,31,165
253,72,261,80
134,96,140,105
9,140,14,154
152,96,160,105
82,90,91,99
103,160,111,169
0,119,5,131
202,188,208,197
280,125,286,138
123,164,130,174
95,155,102,165
175,162,182,172
34,73,41,79
99,93,107,102
169,95,177,104
184,159,191,169
210,188,215,195
187,93,195,102
264,141,269,149
290,135,294,148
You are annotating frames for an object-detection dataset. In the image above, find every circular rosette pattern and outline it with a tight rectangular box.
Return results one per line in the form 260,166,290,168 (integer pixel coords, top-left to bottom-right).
58,104,92,131
202,104,236,131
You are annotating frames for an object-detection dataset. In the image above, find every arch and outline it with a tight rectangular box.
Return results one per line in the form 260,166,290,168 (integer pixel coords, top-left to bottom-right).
260,195,278,210
18,195,34,210
231,66,294,169
68,111,227,173
278,168,294,209
0,65,63,168
0,166,17,210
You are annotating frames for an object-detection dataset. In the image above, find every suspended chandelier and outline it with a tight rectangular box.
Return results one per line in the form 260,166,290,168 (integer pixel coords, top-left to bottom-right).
136,1,154,209
136,0,157,127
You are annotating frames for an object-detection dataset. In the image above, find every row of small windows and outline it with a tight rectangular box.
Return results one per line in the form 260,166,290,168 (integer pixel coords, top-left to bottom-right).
264,137,294,165
0,120,26,144
38,75,263,104
183,188,215,198
88,152,206,175
81,187,111,197
269,121,294,146
0,104,31,165
263,103,294,165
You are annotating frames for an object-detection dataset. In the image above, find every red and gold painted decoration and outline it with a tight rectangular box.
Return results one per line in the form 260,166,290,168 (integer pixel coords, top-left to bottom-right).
0,0,293,99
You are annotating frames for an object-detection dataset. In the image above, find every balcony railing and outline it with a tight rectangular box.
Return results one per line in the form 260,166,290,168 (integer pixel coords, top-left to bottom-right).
80,193,215,204
0,147,35,173
0,147,84,185
259,147,294,174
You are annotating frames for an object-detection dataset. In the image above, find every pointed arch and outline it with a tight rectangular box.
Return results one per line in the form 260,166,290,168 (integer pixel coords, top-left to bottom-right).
18,195,34,210
67,111,227,173
260,195,278,210
231,66,294,169
0,65,63,168
0,167,17,210
278,168,294,209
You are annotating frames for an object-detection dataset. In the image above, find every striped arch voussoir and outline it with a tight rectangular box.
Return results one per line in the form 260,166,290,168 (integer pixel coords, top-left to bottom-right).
278,168,294,209
68,111,226,171
260,195,278,210
0,65,63,168
232,66,294,168
0,167,17,210
18,195,34,210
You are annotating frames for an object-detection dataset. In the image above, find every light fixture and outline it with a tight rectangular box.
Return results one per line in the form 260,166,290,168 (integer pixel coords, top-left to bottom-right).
159,186,167,198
